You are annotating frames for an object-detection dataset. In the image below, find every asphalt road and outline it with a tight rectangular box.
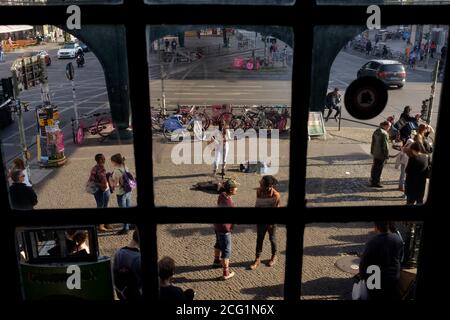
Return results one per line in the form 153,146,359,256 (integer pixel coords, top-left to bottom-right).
0,40,441,166
0,48,109,163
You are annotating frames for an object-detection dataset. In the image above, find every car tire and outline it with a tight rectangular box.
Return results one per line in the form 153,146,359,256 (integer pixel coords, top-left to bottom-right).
397,84,404,89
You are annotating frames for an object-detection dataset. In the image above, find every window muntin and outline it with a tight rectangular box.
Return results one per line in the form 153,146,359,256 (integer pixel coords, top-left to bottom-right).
306,25,446,207
148,25,292,207
0,0,122,5
1,25,137,210
145,0,294,5
317,0,450,5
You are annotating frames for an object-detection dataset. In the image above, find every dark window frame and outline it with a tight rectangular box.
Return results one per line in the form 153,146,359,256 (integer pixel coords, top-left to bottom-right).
0,0,448,305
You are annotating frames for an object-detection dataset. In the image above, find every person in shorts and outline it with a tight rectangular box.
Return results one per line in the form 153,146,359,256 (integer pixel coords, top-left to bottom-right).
213,224,235,280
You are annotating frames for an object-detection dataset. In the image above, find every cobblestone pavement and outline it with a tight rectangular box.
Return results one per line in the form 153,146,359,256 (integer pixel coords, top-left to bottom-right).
306,127,425,207
96,223,373,300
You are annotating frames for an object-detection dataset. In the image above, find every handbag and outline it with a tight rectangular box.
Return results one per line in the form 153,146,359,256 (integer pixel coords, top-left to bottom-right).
85,180,98,194
352,275,368,300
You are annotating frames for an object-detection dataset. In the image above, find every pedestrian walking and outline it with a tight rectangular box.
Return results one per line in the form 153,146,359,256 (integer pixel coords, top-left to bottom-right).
171,39,177,52
110,153,134,234
213,224,235,280
113,230,142,300
9,170,38,210
8,158,31,187
164,39,170,52
0,41,4,62
370,121,391,188
159,256,195,301
409,51,416,69
405,142,430,205
366,40,372,56
88,154,111,232
430,41,437,58
359,221,404,300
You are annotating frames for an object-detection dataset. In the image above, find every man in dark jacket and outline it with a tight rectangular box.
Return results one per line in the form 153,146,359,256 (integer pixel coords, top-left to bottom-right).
9,170,38,210
370,121,391,188
359,221,404,300
324,88,341,122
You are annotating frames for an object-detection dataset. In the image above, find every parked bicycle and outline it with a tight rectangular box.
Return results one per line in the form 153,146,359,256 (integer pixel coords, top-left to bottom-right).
71,112,114,145
264,105,290,132
230,106,273,132
176,105,210,130
162,113,206,141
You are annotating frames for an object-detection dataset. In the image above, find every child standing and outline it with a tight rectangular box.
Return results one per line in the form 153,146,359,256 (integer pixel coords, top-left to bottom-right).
213,224,235,280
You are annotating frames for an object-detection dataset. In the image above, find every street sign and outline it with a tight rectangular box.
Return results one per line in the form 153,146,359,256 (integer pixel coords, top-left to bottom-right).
308,112,326,137
66,62,75,81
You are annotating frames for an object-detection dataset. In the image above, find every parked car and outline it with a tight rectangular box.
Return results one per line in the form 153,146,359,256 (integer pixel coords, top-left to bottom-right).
57,42,83,59
357,60,406,88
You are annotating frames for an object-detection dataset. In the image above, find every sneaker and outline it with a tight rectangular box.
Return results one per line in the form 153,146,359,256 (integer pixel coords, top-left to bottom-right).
267,255,277,267
222,271,235,280
249,258,261,270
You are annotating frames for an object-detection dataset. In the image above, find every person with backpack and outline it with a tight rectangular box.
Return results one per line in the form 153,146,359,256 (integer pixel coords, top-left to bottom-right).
110,153,136,234
88,154,111,232
113,230,142,300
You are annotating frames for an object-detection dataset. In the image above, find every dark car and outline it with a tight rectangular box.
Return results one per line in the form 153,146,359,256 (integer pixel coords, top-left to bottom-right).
357,60,406,88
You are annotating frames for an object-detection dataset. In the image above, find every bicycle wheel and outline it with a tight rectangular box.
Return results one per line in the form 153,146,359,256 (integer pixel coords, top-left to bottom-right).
218,112,234,126
96,117,114,137
230,116,245,130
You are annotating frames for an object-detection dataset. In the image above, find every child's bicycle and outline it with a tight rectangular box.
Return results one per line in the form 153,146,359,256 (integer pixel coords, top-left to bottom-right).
71,112,114,145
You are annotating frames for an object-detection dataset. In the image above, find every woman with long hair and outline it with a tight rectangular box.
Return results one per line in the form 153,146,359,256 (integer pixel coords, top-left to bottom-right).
110,153,133,234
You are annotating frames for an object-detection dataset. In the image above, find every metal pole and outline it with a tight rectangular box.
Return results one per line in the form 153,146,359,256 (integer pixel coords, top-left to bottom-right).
427,59,439,125
158,39,166,115
16,100,30,178
71,80,79,128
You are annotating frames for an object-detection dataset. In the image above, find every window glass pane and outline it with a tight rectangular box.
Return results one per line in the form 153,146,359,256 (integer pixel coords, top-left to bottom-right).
145,0,294,5
301,222,422,300
148,26,292,207
306,25,447,207
16,223,141,301
0,0,122,5
157,224,286,299
317,0,450,5
1,25,137,210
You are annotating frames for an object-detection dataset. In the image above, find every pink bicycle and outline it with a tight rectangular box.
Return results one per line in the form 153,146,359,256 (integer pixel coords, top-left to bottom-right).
71,112,114,145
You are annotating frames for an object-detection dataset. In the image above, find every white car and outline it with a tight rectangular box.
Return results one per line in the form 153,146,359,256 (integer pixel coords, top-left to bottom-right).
57,42,83,59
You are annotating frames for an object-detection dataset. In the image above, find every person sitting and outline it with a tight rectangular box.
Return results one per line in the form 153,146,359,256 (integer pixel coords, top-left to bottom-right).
70,231,90,256
159,256,194,300
324,88,341,122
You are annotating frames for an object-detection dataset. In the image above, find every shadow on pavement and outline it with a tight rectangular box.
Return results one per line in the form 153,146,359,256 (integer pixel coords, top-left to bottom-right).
306,194,406,204
240,284,284,300
301,277,351,300
302,243,365,257
165,224,257,238
308,153,371,164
